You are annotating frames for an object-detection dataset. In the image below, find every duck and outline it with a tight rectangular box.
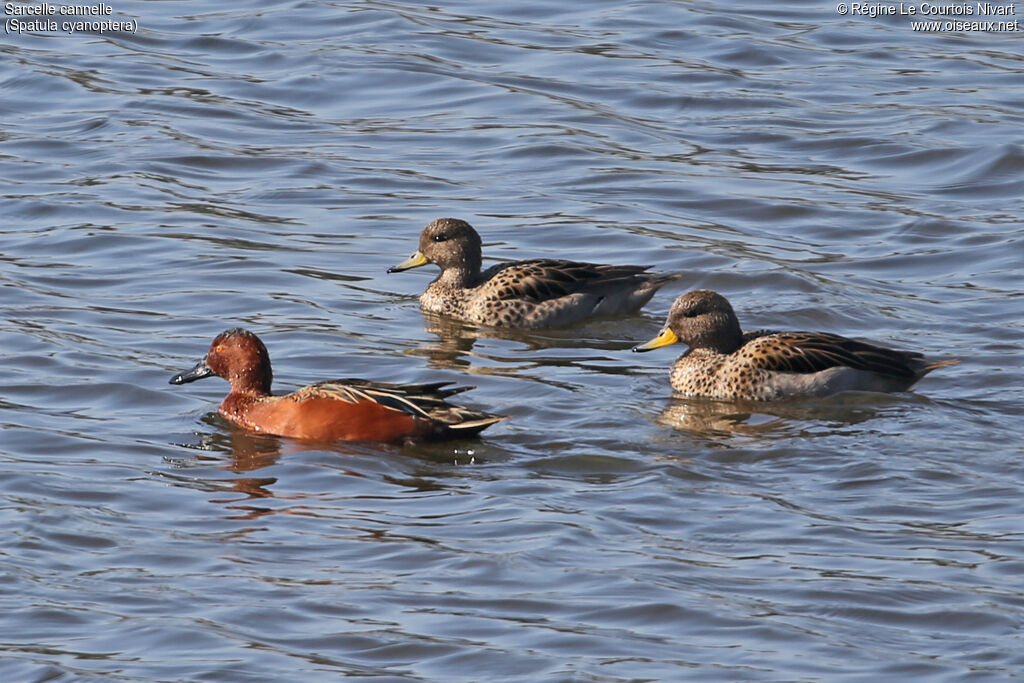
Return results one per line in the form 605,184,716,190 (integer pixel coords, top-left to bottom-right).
633,289,958,401
170,328,505,442
388,218,680,329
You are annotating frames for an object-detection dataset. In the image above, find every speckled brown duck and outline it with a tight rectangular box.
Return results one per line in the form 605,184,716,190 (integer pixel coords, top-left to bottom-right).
388,218,680,329
633,289,958,401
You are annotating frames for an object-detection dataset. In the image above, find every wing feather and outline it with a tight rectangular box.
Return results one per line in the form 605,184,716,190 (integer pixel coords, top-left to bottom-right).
289,379,501,431
481,259,653,303
744,332,922,378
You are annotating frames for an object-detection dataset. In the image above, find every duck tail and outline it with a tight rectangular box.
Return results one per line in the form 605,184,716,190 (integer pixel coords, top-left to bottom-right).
451,414,508,432
439,414,507,439
917,357,959,378
924,358,959,371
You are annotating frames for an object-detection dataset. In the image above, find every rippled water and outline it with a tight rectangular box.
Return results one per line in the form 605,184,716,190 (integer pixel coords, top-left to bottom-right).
2,1,1023,680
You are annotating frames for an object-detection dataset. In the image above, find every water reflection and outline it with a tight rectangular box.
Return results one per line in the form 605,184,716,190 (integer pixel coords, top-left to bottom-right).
168,417,284,504
167,410,494,511
655,393,905,440
416,308,656,373
417,312,481,369
195,413,285,471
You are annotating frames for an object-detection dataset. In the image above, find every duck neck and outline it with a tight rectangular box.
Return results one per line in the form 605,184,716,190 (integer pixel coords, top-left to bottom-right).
707,336,741,354
229,367,273,397
219,392,264,426
698,313,744,354
441,267,477,289
439,248,481,289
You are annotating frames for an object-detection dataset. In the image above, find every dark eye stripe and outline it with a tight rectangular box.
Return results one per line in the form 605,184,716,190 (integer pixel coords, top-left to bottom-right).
433,233,448,242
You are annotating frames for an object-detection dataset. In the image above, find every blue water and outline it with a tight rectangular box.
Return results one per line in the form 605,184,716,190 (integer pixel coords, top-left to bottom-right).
2,1,1023,680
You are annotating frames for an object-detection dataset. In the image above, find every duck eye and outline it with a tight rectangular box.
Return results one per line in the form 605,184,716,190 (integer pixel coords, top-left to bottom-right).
432,233,448,242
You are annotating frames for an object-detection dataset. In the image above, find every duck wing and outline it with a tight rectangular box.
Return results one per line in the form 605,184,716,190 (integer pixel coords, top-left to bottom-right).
294,379,505,435
742,331,923,378
481,259,654,303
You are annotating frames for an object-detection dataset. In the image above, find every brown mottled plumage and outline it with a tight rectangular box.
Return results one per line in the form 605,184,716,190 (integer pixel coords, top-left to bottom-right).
388,218,680,329
633,290,958,401
170,328,504,442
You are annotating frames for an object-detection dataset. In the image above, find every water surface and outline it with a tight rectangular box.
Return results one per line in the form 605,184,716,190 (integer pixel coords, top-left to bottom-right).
2,1,1023,680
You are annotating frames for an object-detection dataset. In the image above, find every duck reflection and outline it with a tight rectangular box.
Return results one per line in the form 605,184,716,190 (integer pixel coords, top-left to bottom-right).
415,311,519,370
416,309,650,376
197,413,284,473
171,411,491,511
656,393,895,440
172,414,283,503
656,399,768,439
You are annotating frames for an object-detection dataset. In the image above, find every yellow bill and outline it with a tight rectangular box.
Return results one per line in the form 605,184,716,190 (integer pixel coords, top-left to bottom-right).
632,327,679,352
387,250,430,273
